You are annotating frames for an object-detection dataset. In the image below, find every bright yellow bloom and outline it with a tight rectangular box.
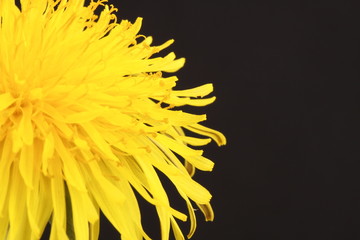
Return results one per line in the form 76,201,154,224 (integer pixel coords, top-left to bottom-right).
0,0,226,239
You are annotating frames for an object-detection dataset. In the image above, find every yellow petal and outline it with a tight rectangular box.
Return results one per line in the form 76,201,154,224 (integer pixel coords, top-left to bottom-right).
197,203,214,221
155,134,214,171
0,92,15,111
7,163,32,240
178,136,212,146
26,176,52,238
89,218,100,240
53,132,87,191
173,84,214,97
80,122,118,161
0,135,13,217
50,158,68,240
67,185,89,240
0,214,9,240
185,123,227,146
19,145,35,188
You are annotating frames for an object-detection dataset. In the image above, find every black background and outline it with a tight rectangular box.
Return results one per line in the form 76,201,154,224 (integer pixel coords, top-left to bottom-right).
44,0,360,239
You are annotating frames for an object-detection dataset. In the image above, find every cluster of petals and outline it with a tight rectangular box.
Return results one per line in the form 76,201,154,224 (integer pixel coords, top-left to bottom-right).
0,0,226,239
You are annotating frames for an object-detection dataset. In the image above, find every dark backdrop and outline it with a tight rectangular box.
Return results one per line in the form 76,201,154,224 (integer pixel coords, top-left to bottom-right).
43,0,360,239
109,1,360,240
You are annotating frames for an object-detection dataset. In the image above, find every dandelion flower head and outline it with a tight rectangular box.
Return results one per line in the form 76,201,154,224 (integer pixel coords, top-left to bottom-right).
0,0,226,239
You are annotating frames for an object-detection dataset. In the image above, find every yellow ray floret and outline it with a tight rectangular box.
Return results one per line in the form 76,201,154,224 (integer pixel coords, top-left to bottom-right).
0,0,226,240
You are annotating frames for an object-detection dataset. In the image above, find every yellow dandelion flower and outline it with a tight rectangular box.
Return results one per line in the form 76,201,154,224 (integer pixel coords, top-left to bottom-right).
0,0,226,239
